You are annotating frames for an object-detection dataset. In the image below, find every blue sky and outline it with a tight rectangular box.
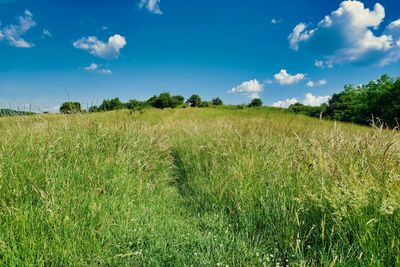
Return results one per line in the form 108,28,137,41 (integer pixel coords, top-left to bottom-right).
1,0,400,111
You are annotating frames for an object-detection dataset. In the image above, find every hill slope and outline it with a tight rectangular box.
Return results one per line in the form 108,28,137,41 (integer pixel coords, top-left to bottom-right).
0,108,399,266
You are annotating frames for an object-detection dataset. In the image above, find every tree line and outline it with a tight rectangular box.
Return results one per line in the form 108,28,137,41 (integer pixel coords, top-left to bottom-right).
288,75,400,128
60,93,263,114
59,75,400,128
0,109,35,117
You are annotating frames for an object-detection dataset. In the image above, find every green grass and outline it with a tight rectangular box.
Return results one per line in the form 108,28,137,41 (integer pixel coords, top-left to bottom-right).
0,108,399,266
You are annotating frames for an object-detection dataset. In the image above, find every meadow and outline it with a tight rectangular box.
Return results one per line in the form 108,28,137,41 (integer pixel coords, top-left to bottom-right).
0,107,399,266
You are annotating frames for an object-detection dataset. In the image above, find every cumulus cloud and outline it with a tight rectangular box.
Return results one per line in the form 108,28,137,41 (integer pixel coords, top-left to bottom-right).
288,23,310,50
139,0,162,15
303,93,330,106
84,63,99,71
272,98,298,108
307,79,327,88
274,69,305,85
388,19,400,30
272,93,330,108
229,79,264,99
84,63,112,75
289,0,400,66
73,34,126,60
0,9,36,48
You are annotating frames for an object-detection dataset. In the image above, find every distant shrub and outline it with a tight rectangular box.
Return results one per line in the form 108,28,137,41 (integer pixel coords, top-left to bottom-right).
0,109,35,117
147,92,185,109
126,99,147,112
99,98,124,111
292,75,400,128
211,97,223,106
288,103,327,118
248,98,263,107
187,94,202,107
88,106,100,113
60,102,82,114
199,101,210,108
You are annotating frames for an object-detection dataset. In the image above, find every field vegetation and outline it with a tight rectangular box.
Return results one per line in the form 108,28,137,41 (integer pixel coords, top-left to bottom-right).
0,107,399,266
289,75,400,128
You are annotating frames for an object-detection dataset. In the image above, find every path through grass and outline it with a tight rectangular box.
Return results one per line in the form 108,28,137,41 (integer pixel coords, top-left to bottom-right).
0,108,399,266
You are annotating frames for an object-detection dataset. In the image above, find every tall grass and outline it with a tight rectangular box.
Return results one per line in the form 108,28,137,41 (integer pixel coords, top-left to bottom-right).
0,108,399,266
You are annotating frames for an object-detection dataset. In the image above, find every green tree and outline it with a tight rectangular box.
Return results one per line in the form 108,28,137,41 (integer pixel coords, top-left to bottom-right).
248,98,263,107
60,102,82,114
153,92,173,109
288,103,327,118
187,94,202,107
172,95,185,106
126,99,147,111
88,105,100,113
99,98,124,111
199,101,210,108
323,75,400,127
146,93,185,109
211,97,223,106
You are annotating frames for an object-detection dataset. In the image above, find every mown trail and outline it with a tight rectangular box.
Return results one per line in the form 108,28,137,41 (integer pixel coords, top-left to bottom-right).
0,108,399,266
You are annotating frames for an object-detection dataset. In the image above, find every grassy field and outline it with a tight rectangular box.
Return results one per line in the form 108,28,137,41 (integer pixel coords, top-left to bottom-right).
0,107,399,266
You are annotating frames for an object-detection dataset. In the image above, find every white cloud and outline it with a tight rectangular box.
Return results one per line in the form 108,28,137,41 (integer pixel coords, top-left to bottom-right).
271,18,282,24
272,98,298,108
288,23,311,50
272,93,330,108
303,93,330,106
314,60,333,69
229,79,264,99
382,19,400,65
307,79,327,88
139,0,162,15
388,19,400,30
274,69,305,85
0,9,36,48
289,1,400,66
98,69,112,75
84,63,112,75
84,63,99,71
73,34,126,60
42,29,52,38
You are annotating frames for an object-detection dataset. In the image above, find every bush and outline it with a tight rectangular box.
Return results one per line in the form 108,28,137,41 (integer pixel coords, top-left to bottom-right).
211,97,223,106
88,106,100,113
126,99,148,111
99,98,124,111
187,94,202,107
324,75,400,127
147,92,185,109
288,103,327,118
248,98,263,107
60,102,82,114
199,101,210,108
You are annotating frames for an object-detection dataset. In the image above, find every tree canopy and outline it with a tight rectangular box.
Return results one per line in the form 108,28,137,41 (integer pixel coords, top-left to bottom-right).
211,97,223,106
187,94,202,107
60,102,82,114
248,98,263,107
288,75,400,128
